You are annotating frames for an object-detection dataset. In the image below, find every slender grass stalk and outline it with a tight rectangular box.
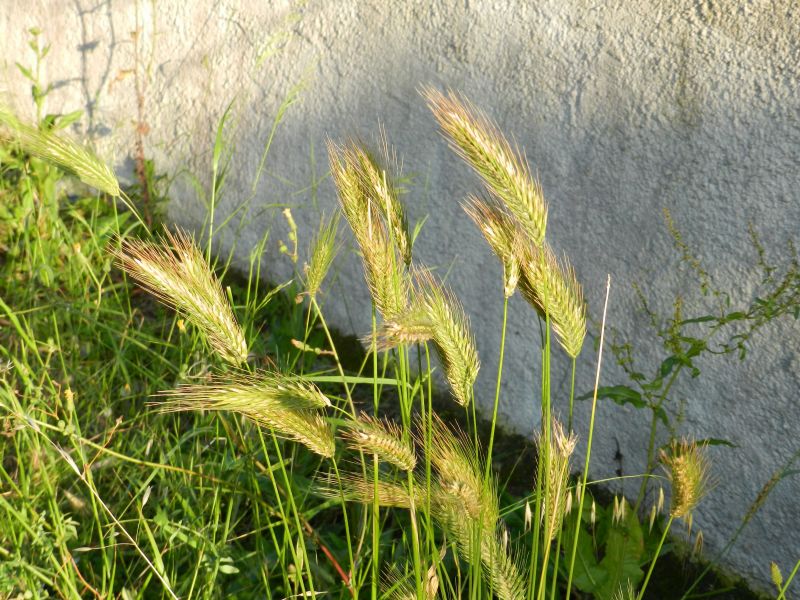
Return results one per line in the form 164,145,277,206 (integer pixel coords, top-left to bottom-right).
484,294,509,481
636,515,674,600
777,559,800,600
566,275,611,597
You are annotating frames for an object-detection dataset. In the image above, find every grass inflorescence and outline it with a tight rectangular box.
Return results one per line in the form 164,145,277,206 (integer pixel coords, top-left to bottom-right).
0,86,788,600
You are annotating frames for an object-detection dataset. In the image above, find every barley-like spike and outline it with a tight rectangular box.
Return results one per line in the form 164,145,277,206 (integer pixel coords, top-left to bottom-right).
537,419,578,541
160,371,334,457
318,472,416,508
305,213,340,298
414,269,480,407
425,88,547,247
0,107,120,197
342,413,416,471
518,242,586,358
367,304,435,351
354,131,412,266
463,195,521,298
113,229,248,365
328,140,409,320
660,439,714,519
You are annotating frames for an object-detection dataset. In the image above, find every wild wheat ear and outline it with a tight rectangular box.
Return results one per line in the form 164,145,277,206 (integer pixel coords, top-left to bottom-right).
342,413,417,472
424,87,547,247
660,439,714,519
112,229,249,366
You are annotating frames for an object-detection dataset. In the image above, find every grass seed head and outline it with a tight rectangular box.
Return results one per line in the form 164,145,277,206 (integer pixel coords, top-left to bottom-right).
304,213,340,298
660,439,713,519
518,242,586,358
538,419,578,541
425,88,547,247
113,229,248,365
463,195,521,298
161,371,334,457
328,140,409,320
0,107,120,197
342,413,416,471
414,269,480,407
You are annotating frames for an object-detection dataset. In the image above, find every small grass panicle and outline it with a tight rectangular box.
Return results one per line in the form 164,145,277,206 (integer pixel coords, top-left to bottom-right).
0,106,120,196
425,415,525,600
414,268,480,407
518,242,587,358
161,371,335,457
425,88,547,247
661,439,714,519
114,229,249,365
343,413,417,471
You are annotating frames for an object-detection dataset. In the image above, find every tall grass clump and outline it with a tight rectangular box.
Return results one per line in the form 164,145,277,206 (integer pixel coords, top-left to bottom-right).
3,83,793,600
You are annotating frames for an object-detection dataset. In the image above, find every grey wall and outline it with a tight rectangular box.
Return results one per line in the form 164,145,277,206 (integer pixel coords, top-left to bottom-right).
3,1,799,595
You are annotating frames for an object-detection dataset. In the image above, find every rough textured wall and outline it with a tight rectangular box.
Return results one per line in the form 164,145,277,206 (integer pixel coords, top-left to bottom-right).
3,1,799,594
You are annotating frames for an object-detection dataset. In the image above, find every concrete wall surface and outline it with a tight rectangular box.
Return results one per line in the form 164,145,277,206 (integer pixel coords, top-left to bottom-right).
3,1,799,594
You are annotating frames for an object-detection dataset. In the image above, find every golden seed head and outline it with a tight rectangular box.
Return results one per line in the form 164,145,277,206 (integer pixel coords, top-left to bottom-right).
660,439,713,519
425,88,547,247
113,229,248,365
342,413,416,472
0,107,120,196
413,269,480,407
160,371,334,457
518,242,586,358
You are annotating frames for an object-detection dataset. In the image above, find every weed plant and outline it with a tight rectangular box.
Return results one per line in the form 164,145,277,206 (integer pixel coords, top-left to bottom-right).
0,84,798,600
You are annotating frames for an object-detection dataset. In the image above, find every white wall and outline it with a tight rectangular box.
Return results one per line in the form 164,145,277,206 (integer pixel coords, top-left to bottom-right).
3,1,799,594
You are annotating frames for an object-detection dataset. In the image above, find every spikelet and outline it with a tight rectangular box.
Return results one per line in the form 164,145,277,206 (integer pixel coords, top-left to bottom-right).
423,415,525,600
381,566,416,600
613,581,638,600
304,213,340,298
161,371,334,457
368,304,434,351
463,195,520,298
414,269,480,407
425,88,547,247
342,413,416,471
319,472,417,509
517,242,586,358
538,419,578,541
0,107,120,196
354,132,412,266
113,229,248,365
328,140,409,320
660,439,713,519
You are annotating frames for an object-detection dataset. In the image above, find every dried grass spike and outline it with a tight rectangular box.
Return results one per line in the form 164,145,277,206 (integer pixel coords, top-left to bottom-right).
113,229,248,365
538,419,578,541
463,195,521,297
318,472,416,509
161,371,334,457
305,213,340,298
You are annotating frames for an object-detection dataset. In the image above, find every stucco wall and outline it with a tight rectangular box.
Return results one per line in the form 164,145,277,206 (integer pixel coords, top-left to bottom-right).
3,1,799,594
